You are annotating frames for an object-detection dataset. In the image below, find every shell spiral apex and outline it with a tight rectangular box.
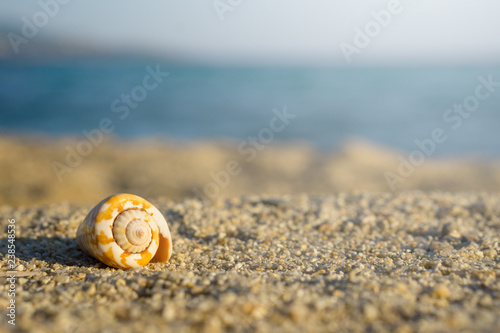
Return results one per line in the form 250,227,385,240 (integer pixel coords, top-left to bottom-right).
76,193,173,269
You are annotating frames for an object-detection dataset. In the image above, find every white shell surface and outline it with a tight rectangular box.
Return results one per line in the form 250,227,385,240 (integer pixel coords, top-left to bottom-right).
76,193,170,269
113,209,153,253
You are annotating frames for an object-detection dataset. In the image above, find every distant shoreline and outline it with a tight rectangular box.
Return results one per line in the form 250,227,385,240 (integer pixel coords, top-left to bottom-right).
1,64,500,157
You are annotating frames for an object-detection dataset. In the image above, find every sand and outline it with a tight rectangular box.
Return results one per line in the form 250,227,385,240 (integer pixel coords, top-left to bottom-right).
1,136,499,331
1,135,500,207
1,192,499,332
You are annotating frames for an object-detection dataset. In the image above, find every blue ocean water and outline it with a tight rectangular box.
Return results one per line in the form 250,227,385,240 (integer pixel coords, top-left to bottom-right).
0,58,499,157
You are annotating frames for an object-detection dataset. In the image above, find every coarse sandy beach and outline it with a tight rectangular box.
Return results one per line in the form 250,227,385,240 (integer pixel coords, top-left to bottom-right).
0,136,499,332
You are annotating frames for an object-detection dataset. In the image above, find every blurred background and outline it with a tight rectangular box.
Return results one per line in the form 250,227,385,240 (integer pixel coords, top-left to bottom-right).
1,0,499,206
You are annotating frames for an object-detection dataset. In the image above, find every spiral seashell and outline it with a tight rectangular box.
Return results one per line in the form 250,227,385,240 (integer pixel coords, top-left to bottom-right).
76,193,172,269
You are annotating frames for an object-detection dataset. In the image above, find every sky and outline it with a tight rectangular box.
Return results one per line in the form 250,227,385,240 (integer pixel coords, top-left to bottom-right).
1,0,500,65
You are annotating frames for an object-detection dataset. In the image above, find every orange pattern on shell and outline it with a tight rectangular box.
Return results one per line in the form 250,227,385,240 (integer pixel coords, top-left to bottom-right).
135,250,152,266
95,194,152,223
97,230,115,245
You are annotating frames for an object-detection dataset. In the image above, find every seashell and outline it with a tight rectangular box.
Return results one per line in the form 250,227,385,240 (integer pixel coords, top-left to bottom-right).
76,193,172,269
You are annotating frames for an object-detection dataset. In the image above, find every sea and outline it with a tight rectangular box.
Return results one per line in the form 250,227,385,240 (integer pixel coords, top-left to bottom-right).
1,58,499,157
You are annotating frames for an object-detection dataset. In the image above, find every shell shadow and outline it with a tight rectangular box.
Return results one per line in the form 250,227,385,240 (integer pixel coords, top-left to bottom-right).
0,236,107,269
